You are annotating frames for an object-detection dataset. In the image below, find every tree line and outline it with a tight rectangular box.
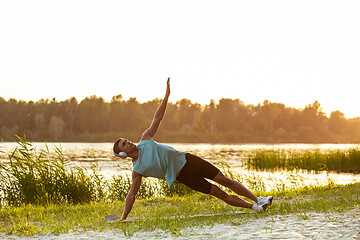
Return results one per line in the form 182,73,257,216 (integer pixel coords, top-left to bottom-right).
0,95,359,143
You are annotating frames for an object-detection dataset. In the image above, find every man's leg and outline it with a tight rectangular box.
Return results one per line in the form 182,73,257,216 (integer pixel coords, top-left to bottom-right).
212,171,258,203
209,184,253,208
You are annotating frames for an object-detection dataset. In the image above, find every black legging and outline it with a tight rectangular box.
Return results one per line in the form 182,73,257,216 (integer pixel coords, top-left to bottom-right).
176,153,220,194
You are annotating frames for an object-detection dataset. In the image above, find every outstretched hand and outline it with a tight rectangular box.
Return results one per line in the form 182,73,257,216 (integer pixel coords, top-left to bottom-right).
166,77,170,96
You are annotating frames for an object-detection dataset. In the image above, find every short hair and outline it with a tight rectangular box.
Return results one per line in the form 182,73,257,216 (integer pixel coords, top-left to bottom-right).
113,138,122,155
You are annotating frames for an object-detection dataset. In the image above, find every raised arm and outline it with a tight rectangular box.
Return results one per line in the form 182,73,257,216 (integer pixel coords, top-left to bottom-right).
121,171,142,221
141,78,170,140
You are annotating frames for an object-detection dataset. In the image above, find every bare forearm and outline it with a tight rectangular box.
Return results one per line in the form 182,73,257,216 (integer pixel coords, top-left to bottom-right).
154,93,169,120
121,194,135,220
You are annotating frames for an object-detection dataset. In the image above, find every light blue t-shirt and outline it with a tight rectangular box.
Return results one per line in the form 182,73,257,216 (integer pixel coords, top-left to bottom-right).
133,139,186,188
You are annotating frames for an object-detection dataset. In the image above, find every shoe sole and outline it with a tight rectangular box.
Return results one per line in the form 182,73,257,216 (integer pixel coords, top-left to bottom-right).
262,197,274,211
259,196,274,206
268,196,273,205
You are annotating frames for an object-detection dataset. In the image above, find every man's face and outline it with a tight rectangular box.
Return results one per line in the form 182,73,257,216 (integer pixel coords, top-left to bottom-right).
118,138,135,153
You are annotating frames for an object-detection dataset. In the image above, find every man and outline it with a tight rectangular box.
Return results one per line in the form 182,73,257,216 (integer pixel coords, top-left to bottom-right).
113,78,273,221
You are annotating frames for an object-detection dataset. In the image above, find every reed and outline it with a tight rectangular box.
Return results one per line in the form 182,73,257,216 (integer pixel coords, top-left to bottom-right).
246,148,360,173
0,136,104,206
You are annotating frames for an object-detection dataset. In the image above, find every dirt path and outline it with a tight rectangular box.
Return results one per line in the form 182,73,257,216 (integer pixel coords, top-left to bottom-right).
2,210,360,239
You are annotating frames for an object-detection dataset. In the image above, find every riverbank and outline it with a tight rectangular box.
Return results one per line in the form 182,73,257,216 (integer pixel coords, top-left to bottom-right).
2,210,358,239
1,183,359,238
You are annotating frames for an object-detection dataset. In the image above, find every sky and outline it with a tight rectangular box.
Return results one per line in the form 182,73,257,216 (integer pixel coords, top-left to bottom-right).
1,0,360,118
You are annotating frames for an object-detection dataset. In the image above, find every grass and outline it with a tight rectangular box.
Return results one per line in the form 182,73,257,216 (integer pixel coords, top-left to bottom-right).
0,183,359,237
246,148,360,173
0,136,105,206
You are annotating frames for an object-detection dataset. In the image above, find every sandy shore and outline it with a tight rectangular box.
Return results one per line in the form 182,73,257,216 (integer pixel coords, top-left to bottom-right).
2,210,360,240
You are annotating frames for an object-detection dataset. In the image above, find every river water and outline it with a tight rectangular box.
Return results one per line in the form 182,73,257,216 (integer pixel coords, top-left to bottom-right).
1,142,360,189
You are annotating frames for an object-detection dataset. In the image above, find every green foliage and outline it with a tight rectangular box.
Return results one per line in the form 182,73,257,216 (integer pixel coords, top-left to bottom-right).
0,136,104,206
136,178,158,199
107,175,131,201
246,148,360,173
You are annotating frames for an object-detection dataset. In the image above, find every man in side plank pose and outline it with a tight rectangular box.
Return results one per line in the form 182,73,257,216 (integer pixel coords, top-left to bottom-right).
113,78,273,221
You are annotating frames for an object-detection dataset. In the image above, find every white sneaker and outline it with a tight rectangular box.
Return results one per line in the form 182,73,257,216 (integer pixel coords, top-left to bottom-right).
257,196,273,206
252,203,266,212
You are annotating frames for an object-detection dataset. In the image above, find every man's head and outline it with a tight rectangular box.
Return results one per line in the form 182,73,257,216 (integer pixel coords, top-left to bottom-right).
113,138,136,158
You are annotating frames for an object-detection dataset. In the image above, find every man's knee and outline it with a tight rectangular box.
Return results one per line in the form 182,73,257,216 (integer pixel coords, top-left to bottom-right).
213,172,233,187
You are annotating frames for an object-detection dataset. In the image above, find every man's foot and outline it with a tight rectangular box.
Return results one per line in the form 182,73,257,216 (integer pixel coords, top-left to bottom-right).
252,196,273,212
257,196,273,206
251,203,268,212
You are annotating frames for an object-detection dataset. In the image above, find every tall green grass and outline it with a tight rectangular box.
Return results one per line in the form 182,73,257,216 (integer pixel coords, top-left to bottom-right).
0,136,105,206
246,148,360,173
